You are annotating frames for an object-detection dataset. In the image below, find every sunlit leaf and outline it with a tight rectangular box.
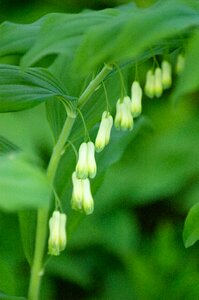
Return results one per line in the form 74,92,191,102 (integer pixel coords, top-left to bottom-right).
183,203,199,248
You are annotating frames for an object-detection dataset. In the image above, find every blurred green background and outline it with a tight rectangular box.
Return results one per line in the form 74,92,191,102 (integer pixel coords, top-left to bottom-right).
1,0,199,299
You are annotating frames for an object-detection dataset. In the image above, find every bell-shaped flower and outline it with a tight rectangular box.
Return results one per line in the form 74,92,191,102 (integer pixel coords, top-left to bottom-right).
161,60,172,89
144,70,155,98
87,142,97,179
71,172,94,215
154,67,163,98
114,96,133,131
82,178,94,215
131,81,142,117
95,111,113,152
76,142,97,179
176,54,185,74
75,142,88,179
48,211,67,256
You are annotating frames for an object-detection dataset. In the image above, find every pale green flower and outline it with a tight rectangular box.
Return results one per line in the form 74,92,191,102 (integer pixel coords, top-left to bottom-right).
95,111,113,152
131,81,142,117
48,211,67,256
162,60,172,89
114,96,133,131
76,142,97,179
144,70,155,98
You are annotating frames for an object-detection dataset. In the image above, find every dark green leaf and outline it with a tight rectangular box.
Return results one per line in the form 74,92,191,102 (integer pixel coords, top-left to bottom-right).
0,136,20,155
75,0,199,73
0,154,51,211
0,16,47,57
21,10,117,67
0,64,69,112
183,203,199,248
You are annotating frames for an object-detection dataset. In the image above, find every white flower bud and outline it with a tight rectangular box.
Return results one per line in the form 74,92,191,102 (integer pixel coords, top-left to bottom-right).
87,142,97,179
82,178,94,215
144,70,155,98
48,211,67,256
154,67,163,98
75,142,88,179
161,60,172,89
131,81,142,117
71,172,94,215
176,54,185,74
95,111,113,152
114,96,133,131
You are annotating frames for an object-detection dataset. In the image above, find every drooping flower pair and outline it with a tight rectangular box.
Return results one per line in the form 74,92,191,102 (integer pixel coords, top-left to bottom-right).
71,172,94,215
145,60,172,98
114,80,142,131
72,141,96,215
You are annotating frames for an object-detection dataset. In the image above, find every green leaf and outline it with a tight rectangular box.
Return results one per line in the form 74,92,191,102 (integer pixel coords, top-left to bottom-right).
21,9,117,67
0,291,26,300
0,64,69,112
172,30,199,102
183,203,199,248
18,210,36,265
75,0,199,73
0,17,45,57
0,136,20,155
0,154,51,211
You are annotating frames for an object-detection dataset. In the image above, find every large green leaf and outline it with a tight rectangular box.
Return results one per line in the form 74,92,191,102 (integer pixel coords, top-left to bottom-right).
21,9,118,67
0,154,51,211
0,17,45,57
0,64,70,112
183,203,199,248
74,0,199,73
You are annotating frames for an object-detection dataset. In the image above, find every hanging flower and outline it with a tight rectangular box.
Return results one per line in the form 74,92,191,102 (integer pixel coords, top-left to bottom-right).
131,81,142,117
176,54,185,74
114,96,133,131
161,60,172,89
95,111,113,152
144,70,155,98
48,211,67,256
71,172,94,215
76,142,97,179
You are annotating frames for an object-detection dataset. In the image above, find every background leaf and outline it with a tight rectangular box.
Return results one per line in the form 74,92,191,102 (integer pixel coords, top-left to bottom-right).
172,29,199,102
0,154,51,211
20,9,118,67
183,203,199,248
74,0,199,73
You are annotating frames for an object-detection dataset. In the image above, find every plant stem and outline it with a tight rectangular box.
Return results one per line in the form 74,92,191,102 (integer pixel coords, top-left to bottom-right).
28,116,75,300
27,64,112,300
78,64,112,107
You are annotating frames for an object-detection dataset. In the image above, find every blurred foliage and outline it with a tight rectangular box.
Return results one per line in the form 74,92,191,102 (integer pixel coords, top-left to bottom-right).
0,0,155,23
0,0,199,299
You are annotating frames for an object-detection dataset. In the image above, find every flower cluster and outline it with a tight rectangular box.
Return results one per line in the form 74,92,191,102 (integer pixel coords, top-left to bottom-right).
48,53,186,255
145,60,172,98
